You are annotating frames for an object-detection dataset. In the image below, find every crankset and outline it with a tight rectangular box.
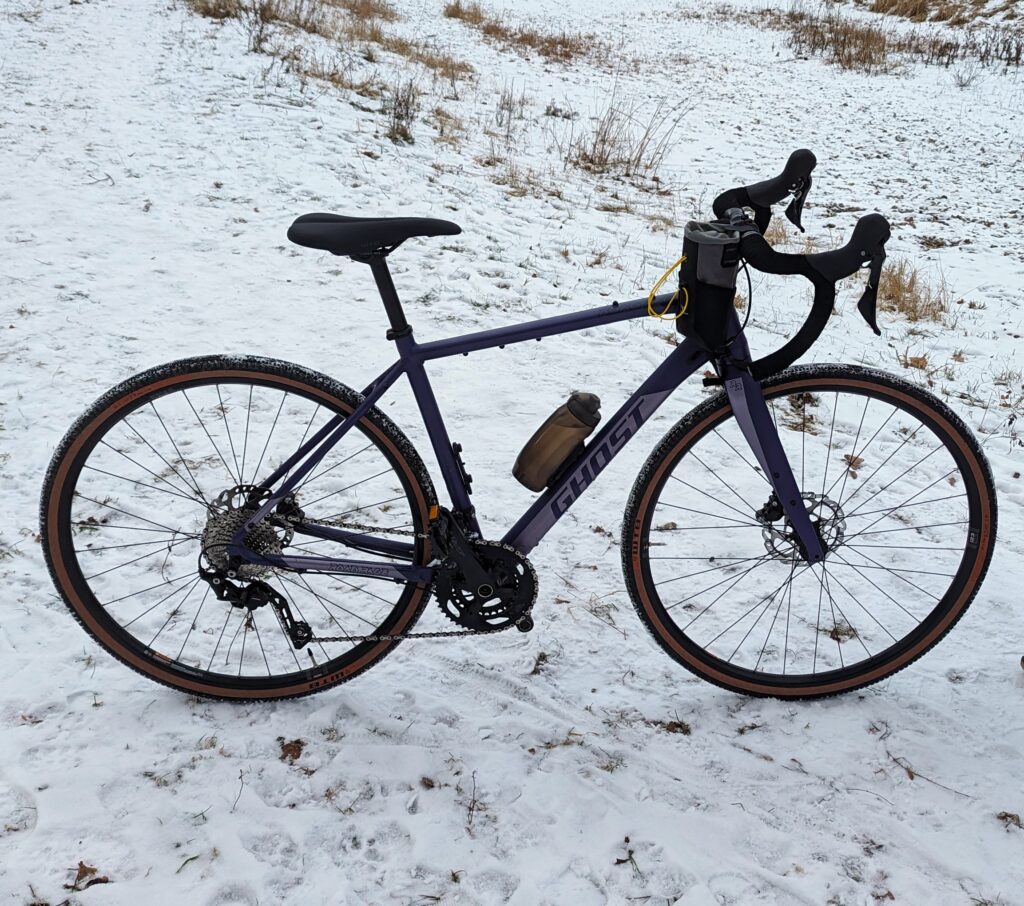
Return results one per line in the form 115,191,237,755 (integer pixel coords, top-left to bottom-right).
430,511,537,632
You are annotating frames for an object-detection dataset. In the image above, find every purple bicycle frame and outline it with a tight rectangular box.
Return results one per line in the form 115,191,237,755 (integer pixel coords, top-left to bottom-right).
228,294,825,581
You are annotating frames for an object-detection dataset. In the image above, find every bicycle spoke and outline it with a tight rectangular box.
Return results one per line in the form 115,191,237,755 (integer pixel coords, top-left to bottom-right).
175,585,212,662
301,469,393,509
282,406,322,483
240,385,253,486
823,565,898,643
711,427,771,488
183,389,238,486
323,494,406,521
820,392,839,499
654,555,769,589
294,442,374,495
82,536,193,581
845,520,967,540
250,611,273,677
251,390,287,485
846,491,965,520
72,521,197,536
148,400,209,503
689,452,759,516
147,578,202,648
77,536,189,554
835,394,869,506
835,546,942,601
102,431,202,503
666,473,758,522
124,576,202,630
669,554,773,614
754,554,797,671
82,463,202,506
655,502,762,528
830,552,923,622
840,420,925,511
207,606,235,672
279,574,380,628
215,385,243,486
708,563,812,649
824,400,895,501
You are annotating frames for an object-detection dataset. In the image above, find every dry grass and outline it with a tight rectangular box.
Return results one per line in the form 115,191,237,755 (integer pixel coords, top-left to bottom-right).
443,0,486,25
299,49,384,96
384,79,420,143
877,256,951,321
444,0,593,62
566,94,684,183
330,0,398,21
342,17,473,81
774,6,1022,72
763,217,790,246
868,0,993,25
186,0,473,83
187,0,242,18
786,9,900,72
429,105,465,146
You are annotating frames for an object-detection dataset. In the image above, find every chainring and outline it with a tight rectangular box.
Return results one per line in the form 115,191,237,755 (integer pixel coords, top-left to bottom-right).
433,541,537,631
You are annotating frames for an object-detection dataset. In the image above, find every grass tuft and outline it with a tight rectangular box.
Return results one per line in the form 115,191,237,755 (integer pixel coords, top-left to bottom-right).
445,0,594,62
877,256,950,322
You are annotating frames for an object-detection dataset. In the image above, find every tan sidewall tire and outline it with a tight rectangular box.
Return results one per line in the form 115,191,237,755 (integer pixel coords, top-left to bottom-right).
41,356,436,701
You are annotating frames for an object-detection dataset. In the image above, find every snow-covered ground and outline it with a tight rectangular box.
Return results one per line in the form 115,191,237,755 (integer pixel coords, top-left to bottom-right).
2,0,1023,902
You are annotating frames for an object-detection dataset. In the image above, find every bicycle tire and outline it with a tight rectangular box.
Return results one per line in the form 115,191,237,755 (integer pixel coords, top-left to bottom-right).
40,355,437,701
622,364,997,699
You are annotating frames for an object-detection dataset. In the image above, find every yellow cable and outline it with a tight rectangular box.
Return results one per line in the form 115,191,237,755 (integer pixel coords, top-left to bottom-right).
647,255,688,320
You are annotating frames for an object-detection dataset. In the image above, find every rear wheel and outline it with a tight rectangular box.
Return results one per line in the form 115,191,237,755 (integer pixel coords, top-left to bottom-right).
622,364,996,699
41,356,436,700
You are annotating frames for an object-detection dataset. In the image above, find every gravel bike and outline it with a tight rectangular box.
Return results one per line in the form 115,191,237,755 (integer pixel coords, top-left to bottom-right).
40,151,997,700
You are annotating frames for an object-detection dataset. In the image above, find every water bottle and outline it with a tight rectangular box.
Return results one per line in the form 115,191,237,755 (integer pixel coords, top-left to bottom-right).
513,392,601,492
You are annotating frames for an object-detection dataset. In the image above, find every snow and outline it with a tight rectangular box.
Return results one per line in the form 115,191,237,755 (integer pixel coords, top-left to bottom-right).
1,0,1023,903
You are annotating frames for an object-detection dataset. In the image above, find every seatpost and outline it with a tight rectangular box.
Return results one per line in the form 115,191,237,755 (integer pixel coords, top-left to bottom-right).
366,253,411,339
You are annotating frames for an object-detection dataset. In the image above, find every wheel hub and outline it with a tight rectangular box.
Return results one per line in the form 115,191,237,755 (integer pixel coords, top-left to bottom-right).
758,491,846,561
200,485,293,579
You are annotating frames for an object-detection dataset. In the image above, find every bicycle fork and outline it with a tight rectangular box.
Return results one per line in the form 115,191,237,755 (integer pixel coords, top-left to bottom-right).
720,363,826,564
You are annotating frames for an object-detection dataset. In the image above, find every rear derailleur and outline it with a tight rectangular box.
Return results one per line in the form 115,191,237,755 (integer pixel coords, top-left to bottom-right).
199,563,313,650
430,510,537,634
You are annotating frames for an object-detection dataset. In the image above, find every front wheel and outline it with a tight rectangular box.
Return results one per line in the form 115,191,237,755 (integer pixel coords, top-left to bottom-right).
41,356,437,701
622,364,997,699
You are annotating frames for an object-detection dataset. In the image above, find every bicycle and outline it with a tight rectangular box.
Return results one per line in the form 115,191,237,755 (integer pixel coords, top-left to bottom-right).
40,150,997,701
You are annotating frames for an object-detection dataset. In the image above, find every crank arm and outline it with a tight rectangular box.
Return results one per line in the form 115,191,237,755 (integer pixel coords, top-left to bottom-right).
721,366,826,564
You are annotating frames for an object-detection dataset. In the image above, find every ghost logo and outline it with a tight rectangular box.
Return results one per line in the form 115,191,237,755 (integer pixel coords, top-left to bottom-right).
549,395,656,519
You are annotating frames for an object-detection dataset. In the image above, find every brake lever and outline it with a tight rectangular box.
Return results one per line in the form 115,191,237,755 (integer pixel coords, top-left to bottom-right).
856,251,886,336
784,175,811,233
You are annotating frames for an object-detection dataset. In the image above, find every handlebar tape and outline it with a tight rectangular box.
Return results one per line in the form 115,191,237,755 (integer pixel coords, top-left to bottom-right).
738,230,836,381
713,150,817,234
738,213,891,377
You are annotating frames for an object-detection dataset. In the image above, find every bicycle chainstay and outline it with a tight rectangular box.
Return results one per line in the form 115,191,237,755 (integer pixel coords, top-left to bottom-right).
281,512,537,643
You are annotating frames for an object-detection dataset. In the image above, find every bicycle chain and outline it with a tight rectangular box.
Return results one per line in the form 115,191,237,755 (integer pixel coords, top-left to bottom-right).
281,515,536,643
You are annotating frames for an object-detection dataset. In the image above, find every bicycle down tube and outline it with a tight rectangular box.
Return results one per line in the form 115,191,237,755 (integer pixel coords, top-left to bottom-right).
230,294,823,576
